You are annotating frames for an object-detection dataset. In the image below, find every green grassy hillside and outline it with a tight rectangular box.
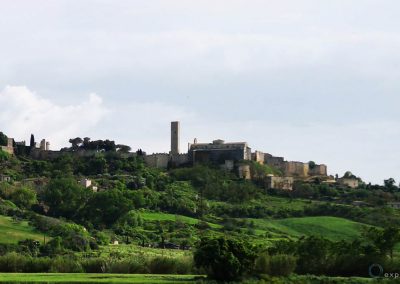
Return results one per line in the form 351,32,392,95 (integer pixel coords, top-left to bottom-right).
0,215,46,244
250,216,369,241
139,212,221,229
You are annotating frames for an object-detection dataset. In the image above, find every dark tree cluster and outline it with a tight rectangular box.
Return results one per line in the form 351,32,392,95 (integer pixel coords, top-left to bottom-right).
67,137,131,153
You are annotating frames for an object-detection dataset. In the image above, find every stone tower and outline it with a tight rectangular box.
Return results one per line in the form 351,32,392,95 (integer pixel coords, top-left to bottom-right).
171,121,180,155
40,139,46,151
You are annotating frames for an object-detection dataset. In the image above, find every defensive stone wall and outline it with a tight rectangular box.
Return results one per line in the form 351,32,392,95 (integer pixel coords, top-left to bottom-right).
264,153,285,170
284,161,309,177
309,164,328,176
144,153,170,169
252,151,265,164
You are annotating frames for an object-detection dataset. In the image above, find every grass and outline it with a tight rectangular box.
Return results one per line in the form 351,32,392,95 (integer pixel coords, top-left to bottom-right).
248,216,369,241
84,244,192,259
0,273,201,283
0,215,47,244
139,212,221,229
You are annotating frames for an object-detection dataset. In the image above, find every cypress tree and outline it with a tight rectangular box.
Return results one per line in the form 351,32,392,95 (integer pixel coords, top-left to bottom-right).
30,134,35,148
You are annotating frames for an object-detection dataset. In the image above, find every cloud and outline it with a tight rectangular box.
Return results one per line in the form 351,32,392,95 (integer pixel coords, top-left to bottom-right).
0,86,109,149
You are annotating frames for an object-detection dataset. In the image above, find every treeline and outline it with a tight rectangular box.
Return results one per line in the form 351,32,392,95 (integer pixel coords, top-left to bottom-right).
289,182,400,205
66,137,132,153
23,154,145,178
211,202,400,227
194,228,400,281
0,253,193,274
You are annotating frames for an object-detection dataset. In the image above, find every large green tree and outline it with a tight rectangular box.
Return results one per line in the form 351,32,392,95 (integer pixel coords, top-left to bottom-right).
42,178,92,219
194,237,256,281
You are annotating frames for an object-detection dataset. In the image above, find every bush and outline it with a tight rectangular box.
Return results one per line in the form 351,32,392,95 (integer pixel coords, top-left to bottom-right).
148,257,180,274
255,253,296,277
0,252,27,272
24,257,51,273
50,257,83,273
194,237,256,281
105,258,148,274
81,258,106,273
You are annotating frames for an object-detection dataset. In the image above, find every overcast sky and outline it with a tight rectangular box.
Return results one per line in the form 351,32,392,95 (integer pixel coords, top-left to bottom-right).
0,0,399,184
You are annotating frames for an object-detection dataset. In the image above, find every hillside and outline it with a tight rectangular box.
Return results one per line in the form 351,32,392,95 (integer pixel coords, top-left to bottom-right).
0,147,399,281
249,216,369,241
0,215,46,244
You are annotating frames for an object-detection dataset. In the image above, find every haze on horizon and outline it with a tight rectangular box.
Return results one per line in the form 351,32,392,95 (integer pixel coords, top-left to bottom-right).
0,0,399,185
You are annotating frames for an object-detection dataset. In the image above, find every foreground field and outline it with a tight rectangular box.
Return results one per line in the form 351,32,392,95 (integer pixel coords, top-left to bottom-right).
0,273,201,283
0,215,46,244
0,274,398,284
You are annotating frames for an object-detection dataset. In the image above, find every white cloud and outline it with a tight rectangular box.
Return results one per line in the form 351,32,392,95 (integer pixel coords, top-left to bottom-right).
0,86,109,149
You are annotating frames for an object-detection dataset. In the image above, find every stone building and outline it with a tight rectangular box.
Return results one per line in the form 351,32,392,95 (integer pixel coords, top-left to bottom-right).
338,177,359,189
170,121,180,156
264,153,285,169
309,164,328,176
263,153,327,178
252,151,265,164
238,164,251,180
144,122,189,169
189,139,251,165
1,138,14,155
265,175,294,190
284,161,309,177
0,175,11,182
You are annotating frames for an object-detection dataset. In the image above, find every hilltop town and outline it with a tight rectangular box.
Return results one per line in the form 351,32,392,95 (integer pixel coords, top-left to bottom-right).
1,121,359,191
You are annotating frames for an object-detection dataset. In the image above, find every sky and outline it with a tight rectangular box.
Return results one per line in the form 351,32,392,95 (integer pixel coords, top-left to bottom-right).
0,0,399,184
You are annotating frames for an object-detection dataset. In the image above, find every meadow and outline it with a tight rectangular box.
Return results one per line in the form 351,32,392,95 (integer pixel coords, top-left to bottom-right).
139,212,221,229
0,215,46,244
248,216,370,241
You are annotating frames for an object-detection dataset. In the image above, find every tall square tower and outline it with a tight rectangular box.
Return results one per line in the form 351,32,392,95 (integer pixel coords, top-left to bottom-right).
171,121,180,155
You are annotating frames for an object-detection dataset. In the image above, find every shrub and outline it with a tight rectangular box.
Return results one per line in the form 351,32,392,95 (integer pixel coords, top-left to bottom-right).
24,257,51,273
148,257,179,274
0,252,27,272
81,258,106,273
50,257,83,273
257,254,296,277
194,237,256,281
105,258,148,274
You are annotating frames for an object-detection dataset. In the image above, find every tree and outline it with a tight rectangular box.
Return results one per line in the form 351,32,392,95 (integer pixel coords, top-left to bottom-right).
0,132,8,146
384,178,397,191
11,186,38,209
42,178,92,219
116,144,131,153
194,237,256,281
69,137,83,150
83,189,134,227
296,236,333,275
365,226,400,259
30,134,35,148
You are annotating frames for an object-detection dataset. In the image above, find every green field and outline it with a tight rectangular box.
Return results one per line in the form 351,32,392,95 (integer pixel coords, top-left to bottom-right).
249,216,369,241
0,215,46,244
86,244,192,259
0,273,200,283
139,212,221,229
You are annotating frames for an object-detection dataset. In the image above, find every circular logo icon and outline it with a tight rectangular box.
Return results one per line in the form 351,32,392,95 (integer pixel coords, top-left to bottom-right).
369,264,384,278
